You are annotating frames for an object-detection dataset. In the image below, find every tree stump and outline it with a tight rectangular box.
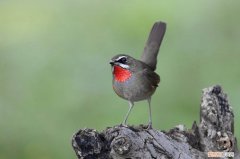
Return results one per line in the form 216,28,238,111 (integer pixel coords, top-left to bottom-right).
71,85,239,159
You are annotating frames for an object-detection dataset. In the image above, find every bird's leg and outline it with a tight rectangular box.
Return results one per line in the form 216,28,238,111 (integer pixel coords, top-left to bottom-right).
147,97,153,129
122,101,134,127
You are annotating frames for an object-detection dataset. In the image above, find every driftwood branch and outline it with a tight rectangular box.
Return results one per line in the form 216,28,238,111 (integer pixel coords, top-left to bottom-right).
72,85,239,159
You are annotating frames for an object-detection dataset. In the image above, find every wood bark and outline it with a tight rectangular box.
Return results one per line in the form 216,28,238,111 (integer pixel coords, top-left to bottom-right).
72,85,239,159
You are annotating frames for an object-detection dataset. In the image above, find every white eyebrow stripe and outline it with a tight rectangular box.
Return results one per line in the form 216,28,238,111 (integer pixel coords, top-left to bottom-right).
115,56,127,61
119,63,129,69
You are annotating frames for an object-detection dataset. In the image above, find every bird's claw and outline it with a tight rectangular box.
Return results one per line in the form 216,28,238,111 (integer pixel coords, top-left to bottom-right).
146,123,153,130
120,123,128,128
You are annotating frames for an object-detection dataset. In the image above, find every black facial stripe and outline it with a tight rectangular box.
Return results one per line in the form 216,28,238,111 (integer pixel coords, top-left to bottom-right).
117,57,127,64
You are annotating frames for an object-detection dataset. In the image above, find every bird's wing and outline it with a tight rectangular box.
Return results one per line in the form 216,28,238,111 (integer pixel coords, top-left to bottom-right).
142,68,160,87
141,21,166,71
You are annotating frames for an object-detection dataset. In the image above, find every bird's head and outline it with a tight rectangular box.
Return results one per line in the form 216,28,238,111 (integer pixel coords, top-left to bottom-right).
109,54,135,82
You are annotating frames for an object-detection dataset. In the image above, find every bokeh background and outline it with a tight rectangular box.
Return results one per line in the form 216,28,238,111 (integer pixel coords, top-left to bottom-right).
0,0,239,158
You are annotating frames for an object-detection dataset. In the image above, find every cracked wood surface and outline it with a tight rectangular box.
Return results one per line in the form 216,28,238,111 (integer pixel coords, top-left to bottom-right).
72,85,239,159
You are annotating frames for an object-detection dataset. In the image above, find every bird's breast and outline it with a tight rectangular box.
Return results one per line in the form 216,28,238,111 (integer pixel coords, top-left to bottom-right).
112,73,157,102
113,65,132,82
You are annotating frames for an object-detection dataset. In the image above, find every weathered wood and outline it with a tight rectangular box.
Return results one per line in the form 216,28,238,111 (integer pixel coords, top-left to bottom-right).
72,85,239,159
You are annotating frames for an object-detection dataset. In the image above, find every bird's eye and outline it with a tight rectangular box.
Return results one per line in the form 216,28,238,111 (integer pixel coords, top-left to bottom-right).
118,57,127,64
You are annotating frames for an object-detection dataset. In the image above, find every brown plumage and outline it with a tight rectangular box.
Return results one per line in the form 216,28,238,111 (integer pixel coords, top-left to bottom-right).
110,21,166,129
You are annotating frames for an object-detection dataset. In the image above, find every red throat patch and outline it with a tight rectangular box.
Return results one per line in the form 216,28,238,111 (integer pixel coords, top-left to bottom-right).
113,65,131,82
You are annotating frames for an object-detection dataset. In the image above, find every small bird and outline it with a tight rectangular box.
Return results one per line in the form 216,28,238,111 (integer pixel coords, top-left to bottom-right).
109,21,166,129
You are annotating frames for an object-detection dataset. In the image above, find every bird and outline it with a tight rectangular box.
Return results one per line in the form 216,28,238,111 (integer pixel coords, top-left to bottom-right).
109,21,166,129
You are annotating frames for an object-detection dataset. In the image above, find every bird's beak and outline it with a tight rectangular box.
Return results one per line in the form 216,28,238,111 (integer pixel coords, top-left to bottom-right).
109,60,115,66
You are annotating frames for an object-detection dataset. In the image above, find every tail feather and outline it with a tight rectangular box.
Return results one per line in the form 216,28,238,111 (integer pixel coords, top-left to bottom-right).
141,21,166,71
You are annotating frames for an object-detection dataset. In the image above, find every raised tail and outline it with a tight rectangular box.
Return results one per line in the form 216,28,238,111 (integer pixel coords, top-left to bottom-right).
141,21,166,71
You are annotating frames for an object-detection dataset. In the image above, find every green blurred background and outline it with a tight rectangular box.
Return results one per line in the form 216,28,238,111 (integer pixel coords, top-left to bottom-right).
0,0,239,158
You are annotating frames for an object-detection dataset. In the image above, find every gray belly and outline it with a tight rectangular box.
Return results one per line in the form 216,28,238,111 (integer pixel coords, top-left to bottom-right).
113,75,157,102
